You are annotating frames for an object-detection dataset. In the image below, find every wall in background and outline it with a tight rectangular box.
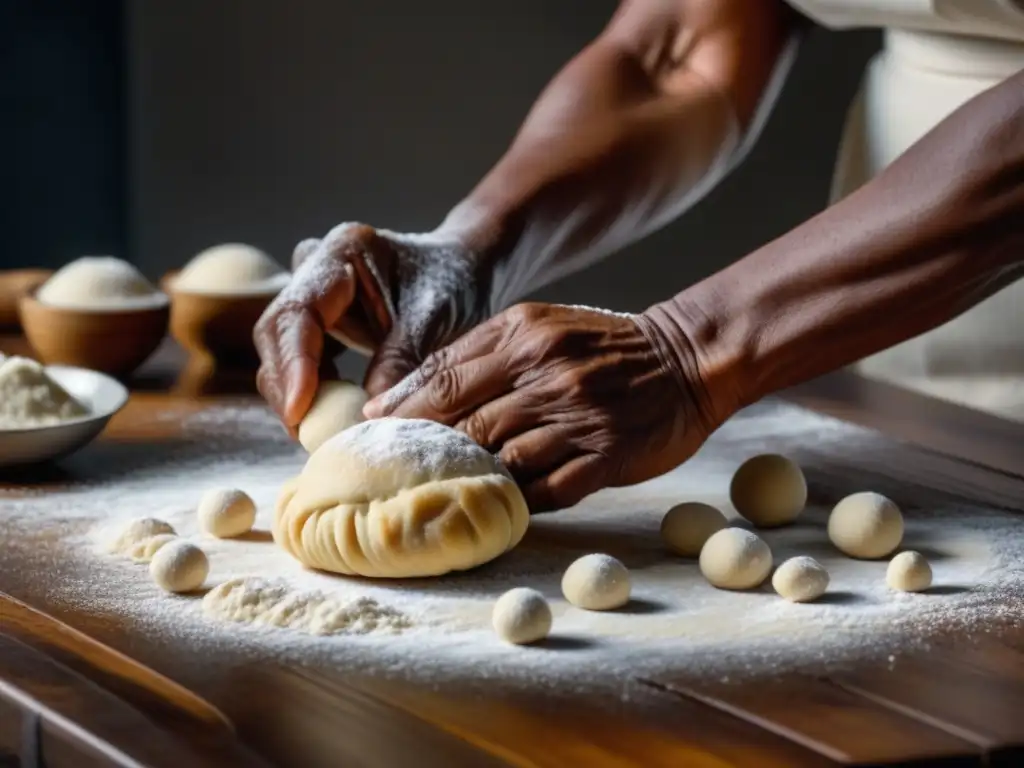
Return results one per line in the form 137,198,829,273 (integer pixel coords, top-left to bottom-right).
127,0,880,314
0,0,127,270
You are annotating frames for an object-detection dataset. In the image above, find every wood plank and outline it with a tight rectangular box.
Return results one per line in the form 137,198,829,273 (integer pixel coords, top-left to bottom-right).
784,371,1024,480
221,665,513,768
832,652,1024,762
370,676,838,768
0,634,267,768
1,591,230,732
651,674,982,767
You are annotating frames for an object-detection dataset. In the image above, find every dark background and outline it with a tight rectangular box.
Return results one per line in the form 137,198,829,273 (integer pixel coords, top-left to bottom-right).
2,0,879,313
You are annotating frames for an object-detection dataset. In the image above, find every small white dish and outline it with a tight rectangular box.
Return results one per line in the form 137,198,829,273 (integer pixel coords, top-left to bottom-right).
0,365,129,469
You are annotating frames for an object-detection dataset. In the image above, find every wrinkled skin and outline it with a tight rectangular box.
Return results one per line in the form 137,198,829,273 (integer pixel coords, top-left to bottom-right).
363,303,711,513
253,223,491,435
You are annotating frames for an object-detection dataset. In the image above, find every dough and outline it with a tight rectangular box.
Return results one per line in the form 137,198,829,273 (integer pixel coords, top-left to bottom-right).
660,501,728,557
149,540,209,593
491,587,552,645
107,518,176,555
887,550,932,592
274,418,530,578
772,556,829,602
297,380,369,454
0,355,88,429
37,256,165,310
699,528,773,590
203,577,411,635
729,454,807,528
561,553,631,610
174,243,288,295
197,488,257,538
127,533,178,563
828,491,904,559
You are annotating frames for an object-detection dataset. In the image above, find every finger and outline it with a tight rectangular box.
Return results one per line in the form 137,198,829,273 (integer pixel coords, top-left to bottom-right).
291,238,321,271
386,353,512,426
362,326,421,400
522,454,607,514
497,425,579,481
455,390,540,449
253,257,356,426
363,319,506,418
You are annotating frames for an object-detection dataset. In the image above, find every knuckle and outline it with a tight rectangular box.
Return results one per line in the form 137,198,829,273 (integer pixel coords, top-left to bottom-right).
427,368,461,413
464,409,494,448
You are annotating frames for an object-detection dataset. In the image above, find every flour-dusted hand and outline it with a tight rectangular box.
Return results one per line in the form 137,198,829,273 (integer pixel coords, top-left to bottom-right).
364,303,720,513
254,223,491,433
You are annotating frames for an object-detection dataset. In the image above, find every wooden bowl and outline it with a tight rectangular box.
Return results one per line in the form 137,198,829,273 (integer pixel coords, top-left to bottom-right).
18,293,170,378
163,272,279,368
0,269,53,331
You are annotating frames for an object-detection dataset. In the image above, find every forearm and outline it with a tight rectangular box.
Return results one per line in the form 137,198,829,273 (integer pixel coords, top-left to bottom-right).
433,0,799,311
645,69,1024,426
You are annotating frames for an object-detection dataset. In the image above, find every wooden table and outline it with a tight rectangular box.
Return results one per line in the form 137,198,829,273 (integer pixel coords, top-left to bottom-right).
2,335,1023,768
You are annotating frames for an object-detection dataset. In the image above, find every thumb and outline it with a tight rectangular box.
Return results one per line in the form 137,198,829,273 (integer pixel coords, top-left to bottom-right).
362,326,420,399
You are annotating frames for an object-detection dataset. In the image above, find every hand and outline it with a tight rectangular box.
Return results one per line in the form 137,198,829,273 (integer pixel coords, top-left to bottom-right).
254,223,491,433
363,302,717,512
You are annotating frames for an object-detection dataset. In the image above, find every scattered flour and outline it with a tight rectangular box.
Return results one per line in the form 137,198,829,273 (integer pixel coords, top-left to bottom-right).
0,399,1021,699
203,577,412,636
0,355,89,429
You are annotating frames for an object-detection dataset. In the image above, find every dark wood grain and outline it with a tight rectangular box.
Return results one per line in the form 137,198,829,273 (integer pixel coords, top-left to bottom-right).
832,648,1024,765
0,634,268,768
649,674,983,767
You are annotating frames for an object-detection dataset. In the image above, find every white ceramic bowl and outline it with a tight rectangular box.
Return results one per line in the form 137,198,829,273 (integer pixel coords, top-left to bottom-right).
0,365,129,468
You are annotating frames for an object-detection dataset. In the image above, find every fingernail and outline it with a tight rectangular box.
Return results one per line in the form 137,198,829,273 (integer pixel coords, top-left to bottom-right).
362,397,384,420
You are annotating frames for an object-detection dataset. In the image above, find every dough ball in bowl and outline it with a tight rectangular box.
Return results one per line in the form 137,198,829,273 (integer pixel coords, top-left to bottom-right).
828,491,904,559
729,454,807,528
492,587,552,645
699,528,773,590
173,243,288,295
297,380,368,454
37,257,165,310
21,257,170,377
561,553,631,610
274,418,530,578
660,501,728,557
197,488,257,538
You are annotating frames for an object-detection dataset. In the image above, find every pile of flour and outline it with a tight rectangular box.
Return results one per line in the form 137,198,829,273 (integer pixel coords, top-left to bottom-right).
0,354,88,429
1,400,1021,696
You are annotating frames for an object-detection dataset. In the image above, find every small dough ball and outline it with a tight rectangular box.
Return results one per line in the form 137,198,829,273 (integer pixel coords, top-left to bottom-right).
492,587,552,645
660,502,728,557
297,380,369,454
561,553,631,610
149,540,209,593
772,556,830,602
128,533,178,563
108,517,176,555
887,551,932,592
174,243,288,295
730,454,807,528
699,528,773,590
828,491,904,559
275,418,529,578
197,488,257,538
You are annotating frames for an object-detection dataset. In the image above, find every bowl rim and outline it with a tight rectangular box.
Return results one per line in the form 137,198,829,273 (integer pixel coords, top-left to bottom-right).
0,363,130,435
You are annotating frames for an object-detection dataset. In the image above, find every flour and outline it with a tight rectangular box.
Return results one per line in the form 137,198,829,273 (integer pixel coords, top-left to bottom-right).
322,417,504,480
203,577,412,636
0,355,89,429
1,399,1022,699
36,256,168,311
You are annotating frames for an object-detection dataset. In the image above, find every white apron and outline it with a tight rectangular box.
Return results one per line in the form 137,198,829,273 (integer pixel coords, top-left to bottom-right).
787,2,1024,417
